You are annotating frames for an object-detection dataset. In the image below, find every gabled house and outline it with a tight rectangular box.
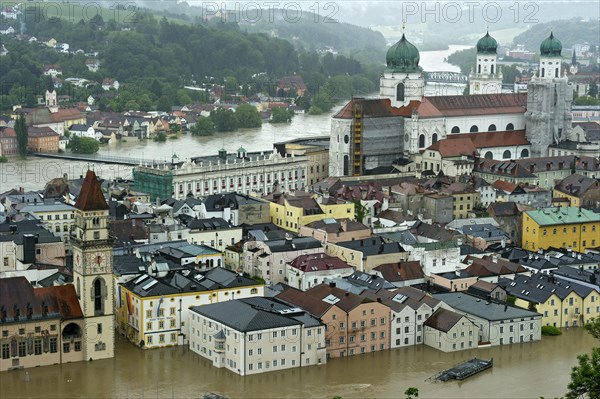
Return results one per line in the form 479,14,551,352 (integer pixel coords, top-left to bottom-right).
423,308,478,352
42,64,62,78
84,59,100,72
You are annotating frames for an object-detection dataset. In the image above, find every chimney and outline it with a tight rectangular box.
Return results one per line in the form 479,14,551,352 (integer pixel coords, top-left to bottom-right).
329,282,336,288
455,266,461,277
492,253,499,263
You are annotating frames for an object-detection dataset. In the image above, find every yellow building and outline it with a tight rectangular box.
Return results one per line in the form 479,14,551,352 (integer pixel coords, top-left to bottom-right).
553,173,600,208
266,191,354,232
116,267,264,348
522,207,600,251
507,274,599,328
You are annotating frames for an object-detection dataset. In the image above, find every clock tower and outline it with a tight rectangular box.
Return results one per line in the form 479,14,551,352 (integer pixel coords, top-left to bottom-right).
71,170,115,360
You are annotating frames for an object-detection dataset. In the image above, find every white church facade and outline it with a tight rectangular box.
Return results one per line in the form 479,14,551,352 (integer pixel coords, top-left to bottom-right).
329,32,573,177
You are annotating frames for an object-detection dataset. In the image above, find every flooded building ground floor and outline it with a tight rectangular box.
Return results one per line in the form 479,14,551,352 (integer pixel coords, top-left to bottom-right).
0,328,595,398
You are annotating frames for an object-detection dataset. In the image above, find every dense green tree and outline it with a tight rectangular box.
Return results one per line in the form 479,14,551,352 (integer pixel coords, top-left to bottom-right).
191,117,215,136
70,136,99,154
589,81,598,98
566,318,600,399
567,348,600,399
235,104,261,128
15,114,28,157
210,108,239,132
271,107,294,123
154,132,167,142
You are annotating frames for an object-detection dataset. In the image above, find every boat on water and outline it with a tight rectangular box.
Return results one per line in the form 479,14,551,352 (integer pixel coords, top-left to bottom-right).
434,357,493,382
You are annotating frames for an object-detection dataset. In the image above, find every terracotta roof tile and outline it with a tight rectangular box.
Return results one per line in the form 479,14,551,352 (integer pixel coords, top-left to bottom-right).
373,261,424,282
334,98,418,119
448,130,529,148
422,93,527,117
427,137,478,157
423,308,463,332
74,170,109,211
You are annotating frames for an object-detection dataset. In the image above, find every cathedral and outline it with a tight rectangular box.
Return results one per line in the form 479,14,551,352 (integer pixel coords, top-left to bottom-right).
329,31,573,177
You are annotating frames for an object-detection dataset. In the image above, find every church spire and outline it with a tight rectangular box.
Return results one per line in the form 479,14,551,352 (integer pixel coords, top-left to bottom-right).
74,170,109,211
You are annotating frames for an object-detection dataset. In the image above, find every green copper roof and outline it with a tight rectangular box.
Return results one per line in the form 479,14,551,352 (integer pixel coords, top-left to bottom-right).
385,34,420,73
526,207,600,226
238,146,246,153
540,32,562,57
476,31,498,54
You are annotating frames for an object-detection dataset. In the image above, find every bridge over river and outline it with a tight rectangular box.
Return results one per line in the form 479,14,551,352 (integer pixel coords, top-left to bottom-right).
31,152,169,167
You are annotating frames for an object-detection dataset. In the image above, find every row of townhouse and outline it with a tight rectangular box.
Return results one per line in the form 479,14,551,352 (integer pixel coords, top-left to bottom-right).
115,266,264,348
503,272,600,328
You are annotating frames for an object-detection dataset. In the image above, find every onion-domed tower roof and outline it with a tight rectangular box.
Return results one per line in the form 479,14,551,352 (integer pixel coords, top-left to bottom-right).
540,32,562,57
385,34,421,73
476,31,498,54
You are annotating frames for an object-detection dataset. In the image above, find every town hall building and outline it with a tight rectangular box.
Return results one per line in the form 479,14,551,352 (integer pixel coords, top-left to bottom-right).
329,32,574,177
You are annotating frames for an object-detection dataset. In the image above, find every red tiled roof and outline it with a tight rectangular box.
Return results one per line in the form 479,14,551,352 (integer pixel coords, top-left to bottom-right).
373,261,424,282
492,179,520,194
50,108,84,123
276,287,331,317
28,126,59,137
74,170,109,211
448,130,529,148
0,277,82,323
0,127,16,138
428,137,478,157
334,98,418,119
423,308,463,332
306,284,373,313
421,93,527,117
289,254,352,272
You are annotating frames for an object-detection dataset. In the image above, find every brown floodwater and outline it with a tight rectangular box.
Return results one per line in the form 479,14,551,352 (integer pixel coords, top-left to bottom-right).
0,328,596,399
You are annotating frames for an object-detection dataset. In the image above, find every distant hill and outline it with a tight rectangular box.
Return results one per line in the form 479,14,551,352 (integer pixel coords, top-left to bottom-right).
511,18,599,52
239,10,387,63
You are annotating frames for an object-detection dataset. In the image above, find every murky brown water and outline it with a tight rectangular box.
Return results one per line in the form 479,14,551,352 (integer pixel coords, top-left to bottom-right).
1,328,595,399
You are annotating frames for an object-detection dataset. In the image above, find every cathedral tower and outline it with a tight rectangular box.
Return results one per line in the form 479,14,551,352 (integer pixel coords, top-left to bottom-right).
525,32,573,157
380,33,424,107
71,170,115,360
469,31,503,94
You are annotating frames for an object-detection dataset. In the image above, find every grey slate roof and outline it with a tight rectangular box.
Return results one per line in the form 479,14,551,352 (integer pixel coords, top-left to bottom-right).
503,273,598,304
190,297,321,332
336,236,405,257
121,267,258,297
434,292,541,321
264,237,322,252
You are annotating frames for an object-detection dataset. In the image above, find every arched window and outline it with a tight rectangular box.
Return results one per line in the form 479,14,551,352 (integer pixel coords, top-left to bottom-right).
76,277,80,298
541,68,545,77
478,64,481,73
396,83,405,102
343,135,349,144
418,134,425,148
506,123,514,131
521,148,529,158
432,133,438,143
451,126,460,134
488,124,496,132
555,68,559,78
491,65,494,74
484,151,493,159
343,155,349,176
470,125,478,133
93,278,105,315
503,150,512,159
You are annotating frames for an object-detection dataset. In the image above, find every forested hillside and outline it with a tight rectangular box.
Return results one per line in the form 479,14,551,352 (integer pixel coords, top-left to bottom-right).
0,7,381,112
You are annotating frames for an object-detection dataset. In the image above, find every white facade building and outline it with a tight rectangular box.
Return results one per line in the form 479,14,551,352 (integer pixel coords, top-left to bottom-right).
189,297,327,375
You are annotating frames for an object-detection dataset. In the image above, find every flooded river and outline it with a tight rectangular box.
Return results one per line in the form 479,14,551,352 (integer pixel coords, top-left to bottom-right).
0,328,595,398
0,45,470,193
